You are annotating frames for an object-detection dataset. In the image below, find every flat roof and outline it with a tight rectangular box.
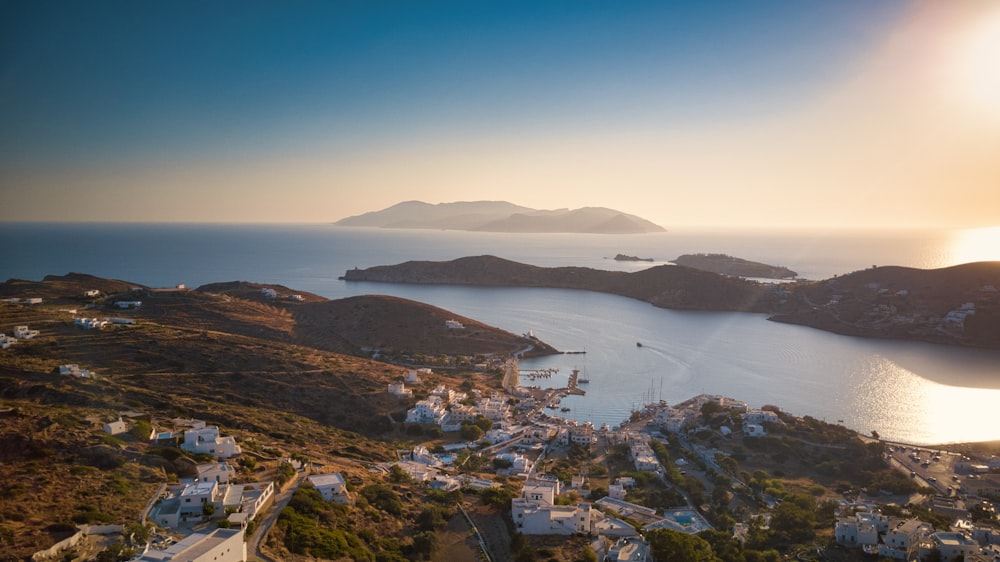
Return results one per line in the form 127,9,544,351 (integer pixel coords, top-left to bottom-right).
308,473,345,487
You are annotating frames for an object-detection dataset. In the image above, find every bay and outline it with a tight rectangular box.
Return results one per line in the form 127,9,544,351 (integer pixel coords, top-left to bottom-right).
2,222,998,444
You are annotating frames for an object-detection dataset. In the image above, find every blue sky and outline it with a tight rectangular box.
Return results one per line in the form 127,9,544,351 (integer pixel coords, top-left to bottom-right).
3,1,999,227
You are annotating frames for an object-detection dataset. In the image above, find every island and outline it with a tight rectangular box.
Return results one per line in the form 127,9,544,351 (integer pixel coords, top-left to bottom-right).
343,256,1000,349
335,200,667,234
613,253,654,262
671,253,798,279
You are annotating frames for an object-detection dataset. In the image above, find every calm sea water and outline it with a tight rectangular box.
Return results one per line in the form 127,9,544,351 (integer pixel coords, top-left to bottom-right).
2,223,999,444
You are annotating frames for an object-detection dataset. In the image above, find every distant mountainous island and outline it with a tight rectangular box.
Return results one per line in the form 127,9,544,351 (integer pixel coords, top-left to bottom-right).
335,200,666,234
672,253,798,279
344,256,1000,349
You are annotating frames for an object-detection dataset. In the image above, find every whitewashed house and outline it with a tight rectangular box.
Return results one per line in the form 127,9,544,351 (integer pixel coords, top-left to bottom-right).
195,462,237,484
879,519,931,560
104,418,128,435
307,473,352,504
835,511,886,548
60,364,91,377
13,325,40,340
743,423,767,437
512,498,593,535
75,317,108,329
406,397,447,424
181,425,242,458
388,382,413,398
923,532,979,561
445,319,464,329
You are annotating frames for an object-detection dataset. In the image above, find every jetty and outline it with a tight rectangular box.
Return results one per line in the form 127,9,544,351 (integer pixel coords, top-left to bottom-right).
564,369,586,396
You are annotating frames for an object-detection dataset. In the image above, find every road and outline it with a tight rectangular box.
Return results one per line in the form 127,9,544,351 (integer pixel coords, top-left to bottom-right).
247,471,305,562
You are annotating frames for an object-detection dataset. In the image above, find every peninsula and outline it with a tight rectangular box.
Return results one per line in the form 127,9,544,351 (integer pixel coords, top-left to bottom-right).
343,256,1000,349
335,200,666,234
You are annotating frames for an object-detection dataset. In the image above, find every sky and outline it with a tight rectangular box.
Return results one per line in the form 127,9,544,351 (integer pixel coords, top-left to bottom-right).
2,1,999,228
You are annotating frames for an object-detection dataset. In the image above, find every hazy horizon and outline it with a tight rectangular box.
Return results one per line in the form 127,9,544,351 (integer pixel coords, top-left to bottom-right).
3,1,999,229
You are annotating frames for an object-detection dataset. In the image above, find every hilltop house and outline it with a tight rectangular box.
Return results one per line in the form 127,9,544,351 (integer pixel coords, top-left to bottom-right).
512,479,593,535
181,425,242,458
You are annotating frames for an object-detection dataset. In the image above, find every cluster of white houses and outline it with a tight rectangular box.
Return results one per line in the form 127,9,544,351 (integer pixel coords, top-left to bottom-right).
835,510,1000,561
652,393,780,437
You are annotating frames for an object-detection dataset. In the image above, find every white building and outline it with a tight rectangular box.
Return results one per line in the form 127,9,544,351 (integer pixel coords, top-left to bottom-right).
924,532,979,561
83,289,100,297
835,511,887,548
261,288,277,298
743,423,766,437
495,452,533,475
405,369,422,383
114,300,142,308
388,382,413,398
406,396,448,424
13,325,40,340
744,409,781,424
608,483,627,500
879,519,931,560
137,527,246,561
181,426,242,458
445,319,464,329
307,473,352,504
75,317,108,329
512,499,592,535
195,462,236,484
60,364,91,377
104,418,128,435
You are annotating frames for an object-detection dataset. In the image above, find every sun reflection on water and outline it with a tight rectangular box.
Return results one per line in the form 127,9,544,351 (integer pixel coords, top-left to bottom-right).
851,355,1000,444
947,226,1000,265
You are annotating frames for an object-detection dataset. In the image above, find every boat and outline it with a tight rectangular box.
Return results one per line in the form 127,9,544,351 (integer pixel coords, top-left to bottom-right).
578,376,589,384
636,342,642,347
561,407,571,412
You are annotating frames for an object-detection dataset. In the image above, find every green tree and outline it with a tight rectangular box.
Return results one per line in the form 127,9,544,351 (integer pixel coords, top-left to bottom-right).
647,528,718,562
474,416,493,432
460,423,484,441
768,494,816,545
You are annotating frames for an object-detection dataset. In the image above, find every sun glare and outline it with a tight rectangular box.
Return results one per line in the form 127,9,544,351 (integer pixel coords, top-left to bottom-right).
955,7,1000,120
950,226,1000,264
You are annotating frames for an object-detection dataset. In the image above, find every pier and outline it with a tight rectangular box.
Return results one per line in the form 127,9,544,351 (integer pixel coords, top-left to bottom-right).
564,369,586,396
519,368,558,381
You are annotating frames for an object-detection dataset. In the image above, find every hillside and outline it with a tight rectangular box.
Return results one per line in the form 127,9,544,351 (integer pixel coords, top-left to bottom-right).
770,262,1000,348
0,273,555,559
335,200,666,234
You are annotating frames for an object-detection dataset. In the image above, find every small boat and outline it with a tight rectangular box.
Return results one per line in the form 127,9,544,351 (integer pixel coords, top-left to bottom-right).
561,407,571,412
636,342,643,347
578,377,589,384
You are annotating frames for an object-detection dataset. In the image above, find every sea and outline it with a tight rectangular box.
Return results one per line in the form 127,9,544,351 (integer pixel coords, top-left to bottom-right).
2,222,999,445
